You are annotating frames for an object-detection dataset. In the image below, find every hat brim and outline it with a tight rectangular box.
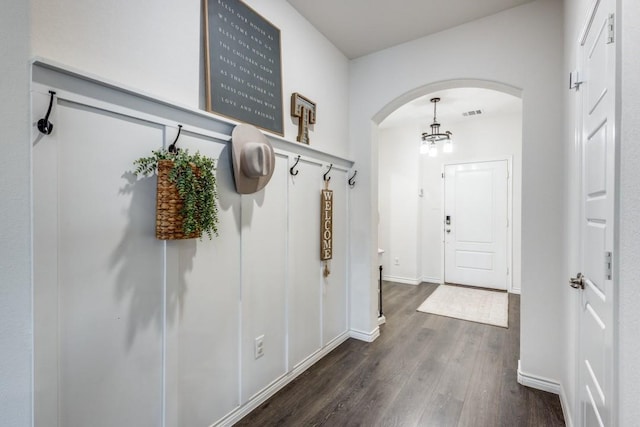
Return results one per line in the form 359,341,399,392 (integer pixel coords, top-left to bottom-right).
231,124,276,194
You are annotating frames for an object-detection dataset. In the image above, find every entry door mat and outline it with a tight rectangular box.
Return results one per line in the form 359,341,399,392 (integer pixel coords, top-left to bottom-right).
417,285,508,328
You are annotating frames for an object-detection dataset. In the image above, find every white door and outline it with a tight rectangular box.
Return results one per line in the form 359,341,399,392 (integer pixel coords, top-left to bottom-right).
574,1,616,426
444,160,508,290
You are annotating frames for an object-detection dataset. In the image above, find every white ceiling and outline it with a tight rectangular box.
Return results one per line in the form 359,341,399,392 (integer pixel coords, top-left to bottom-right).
285,1,527,129
379,88,522,131
286,0,535,59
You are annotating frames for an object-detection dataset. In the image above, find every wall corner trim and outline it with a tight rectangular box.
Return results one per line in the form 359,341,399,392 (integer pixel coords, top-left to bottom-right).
516,360,561,395
349,327,380,342
559,383,575,427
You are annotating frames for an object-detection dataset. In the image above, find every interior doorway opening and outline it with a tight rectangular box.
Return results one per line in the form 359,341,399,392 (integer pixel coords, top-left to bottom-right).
376,85,523,295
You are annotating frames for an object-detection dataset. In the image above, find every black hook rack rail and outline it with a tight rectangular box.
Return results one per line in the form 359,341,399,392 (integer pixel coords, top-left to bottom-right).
348,170,357,187
168,125,183,153
290,155,301,176
323,164,333,182
37,91,57,135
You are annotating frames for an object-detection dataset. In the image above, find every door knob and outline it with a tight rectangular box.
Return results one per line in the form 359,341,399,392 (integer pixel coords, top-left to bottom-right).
569,272,584,290
446,229,451,233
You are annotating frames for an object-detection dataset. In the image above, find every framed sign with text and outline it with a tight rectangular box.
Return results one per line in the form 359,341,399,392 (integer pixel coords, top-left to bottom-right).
204,0,284,135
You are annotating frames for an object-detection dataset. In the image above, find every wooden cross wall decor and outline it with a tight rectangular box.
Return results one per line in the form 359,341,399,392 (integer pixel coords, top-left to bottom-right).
291,92,316,145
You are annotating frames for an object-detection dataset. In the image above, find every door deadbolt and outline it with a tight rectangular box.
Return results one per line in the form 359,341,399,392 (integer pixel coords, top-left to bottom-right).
569,272,585,290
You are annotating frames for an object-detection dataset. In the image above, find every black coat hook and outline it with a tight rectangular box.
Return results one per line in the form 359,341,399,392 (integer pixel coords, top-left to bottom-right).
323,164,333,182
290,155,301,176
348,170,357,187
168,125,183,153
37,91,57,135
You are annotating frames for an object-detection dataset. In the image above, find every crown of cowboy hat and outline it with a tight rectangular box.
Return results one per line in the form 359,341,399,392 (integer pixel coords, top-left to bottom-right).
231,124,276,194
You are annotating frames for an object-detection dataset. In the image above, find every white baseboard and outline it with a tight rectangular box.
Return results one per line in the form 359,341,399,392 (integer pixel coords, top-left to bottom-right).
517,361,575,425
517,360,561,394
349,326,380,342
559,383,574,427
510,286,521,295
214,332,350,426
382,275,420,285
421,276,442,284
378,315,386,326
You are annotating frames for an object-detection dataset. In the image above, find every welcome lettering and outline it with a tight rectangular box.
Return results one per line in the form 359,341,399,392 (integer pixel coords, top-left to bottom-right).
320,189,333,261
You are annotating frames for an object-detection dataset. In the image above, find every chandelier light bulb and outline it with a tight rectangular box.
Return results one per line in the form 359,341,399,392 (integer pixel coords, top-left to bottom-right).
428,142,437,157
420,141,429,154
443,139,453,153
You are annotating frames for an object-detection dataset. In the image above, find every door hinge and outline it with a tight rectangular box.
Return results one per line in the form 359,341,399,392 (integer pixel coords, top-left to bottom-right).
442,172,444,178
607,14,615,44
605,251,612,280
569,71,583,90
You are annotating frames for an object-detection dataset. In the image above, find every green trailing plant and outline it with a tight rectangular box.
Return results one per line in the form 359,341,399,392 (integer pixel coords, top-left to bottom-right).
133,148,219,239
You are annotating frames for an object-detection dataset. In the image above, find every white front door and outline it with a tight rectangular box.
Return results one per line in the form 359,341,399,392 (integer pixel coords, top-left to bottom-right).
574,0,616,425
444,160,508,290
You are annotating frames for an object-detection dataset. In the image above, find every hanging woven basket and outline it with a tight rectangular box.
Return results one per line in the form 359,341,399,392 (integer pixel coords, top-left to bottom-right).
155,160,200,240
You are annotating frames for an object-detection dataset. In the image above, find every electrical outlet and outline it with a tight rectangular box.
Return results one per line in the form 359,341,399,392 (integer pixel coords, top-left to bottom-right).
394,257,399,265
255,335,265,359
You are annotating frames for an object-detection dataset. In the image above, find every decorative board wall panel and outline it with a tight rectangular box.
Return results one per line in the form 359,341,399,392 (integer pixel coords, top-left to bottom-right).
35,100,165,426
323,169,349,345
172,133,242,426
288,160,323,369
240,154,289,401
32,61,353,427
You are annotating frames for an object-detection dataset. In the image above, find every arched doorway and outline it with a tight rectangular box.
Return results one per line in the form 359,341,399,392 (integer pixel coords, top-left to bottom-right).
376,84,523,295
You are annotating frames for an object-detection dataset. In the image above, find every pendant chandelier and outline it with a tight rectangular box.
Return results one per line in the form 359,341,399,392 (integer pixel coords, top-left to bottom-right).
420,97,453,157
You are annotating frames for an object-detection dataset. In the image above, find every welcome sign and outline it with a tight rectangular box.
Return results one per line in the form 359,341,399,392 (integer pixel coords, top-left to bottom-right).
320,189,333,261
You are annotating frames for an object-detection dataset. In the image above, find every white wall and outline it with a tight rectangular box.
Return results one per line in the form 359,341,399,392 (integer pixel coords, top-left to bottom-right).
617,0,640,423
30,0,201,106
31,0,350,158
378,125,422,284
28,0,353,425
31,63,351,426
424,112,522,288
16,0,640,425
378,109,522,290
0,1,32,426
349,0,564,382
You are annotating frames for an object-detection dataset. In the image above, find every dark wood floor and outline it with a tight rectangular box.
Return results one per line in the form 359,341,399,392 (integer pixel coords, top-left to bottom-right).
237,281,565,427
